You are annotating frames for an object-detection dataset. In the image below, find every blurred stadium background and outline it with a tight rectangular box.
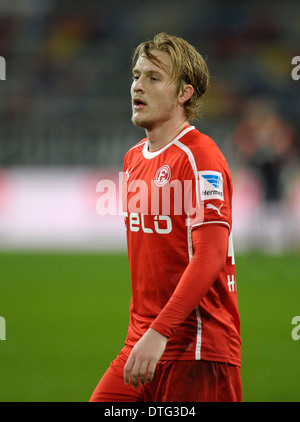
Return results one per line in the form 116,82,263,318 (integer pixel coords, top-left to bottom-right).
0,0,299,402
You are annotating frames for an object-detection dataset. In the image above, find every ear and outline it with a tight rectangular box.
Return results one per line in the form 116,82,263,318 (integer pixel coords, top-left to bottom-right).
178,84,194,105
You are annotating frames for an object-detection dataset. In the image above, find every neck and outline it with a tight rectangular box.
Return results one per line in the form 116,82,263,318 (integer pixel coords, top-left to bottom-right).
146,119,190,152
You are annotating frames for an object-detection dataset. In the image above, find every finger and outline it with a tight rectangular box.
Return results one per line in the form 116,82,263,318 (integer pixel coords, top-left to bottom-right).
138,360,150,386
130,359,142,389
146,360,157,384
124,354,135,385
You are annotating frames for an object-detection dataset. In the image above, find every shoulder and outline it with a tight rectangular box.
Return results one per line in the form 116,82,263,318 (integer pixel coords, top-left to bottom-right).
124,137,147,163
175,127,229,172
128,138,148,152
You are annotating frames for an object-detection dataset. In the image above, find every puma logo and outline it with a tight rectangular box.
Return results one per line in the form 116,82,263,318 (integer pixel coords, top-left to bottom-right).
206,203,224,216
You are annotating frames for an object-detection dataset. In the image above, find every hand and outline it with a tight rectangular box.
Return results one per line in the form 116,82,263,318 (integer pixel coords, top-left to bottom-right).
124,328,168,388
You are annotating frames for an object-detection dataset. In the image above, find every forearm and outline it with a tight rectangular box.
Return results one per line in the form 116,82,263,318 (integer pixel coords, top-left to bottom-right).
150,224,228,338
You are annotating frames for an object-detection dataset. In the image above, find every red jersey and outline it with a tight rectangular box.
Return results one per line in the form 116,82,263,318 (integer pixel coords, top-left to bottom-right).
122,125,241,366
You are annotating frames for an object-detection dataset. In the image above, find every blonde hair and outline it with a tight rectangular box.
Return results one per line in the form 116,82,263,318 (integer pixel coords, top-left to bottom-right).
132,32,210,121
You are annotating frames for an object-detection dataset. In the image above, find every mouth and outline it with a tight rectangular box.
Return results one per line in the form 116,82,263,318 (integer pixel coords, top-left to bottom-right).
133,98,147,110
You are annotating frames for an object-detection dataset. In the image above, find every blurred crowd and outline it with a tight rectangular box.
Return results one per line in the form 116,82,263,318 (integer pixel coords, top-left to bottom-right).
0,0,299,250
0,1,299,153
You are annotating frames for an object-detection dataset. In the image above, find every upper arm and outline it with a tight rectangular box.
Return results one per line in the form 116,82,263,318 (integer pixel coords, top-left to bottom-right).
192,224,229,269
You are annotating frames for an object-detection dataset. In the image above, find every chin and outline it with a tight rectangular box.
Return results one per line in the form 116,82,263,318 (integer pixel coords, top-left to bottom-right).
131,115,152,130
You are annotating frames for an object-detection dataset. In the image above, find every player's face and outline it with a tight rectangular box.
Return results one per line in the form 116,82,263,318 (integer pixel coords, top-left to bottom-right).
131,50,180,130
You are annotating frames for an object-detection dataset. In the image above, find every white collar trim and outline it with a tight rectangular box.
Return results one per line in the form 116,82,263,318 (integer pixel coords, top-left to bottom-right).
142,126,195,159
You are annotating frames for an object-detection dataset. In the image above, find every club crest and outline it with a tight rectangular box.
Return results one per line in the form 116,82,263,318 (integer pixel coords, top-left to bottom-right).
154,165,171,187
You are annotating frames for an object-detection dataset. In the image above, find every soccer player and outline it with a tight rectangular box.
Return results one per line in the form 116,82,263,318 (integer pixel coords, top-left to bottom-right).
90,33,242,402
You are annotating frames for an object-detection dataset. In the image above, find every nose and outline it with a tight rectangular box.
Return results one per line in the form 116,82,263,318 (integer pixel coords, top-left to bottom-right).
132,76,145,93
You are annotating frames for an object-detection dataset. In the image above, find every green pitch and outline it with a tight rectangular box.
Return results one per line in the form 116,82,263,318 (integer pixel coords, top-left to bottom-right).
0,252,299,402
